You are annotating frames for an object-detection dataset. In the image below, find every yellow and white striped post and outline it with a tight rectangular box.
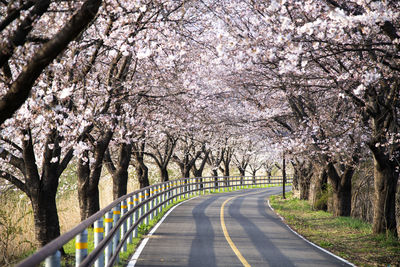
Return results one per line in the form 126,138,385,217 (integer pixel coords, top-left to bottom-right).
149,188,155,221
160,185,165,212
154,186,159,217
145,189,150,225
104,211,113,265
133,194,139,238
139,191,145,226
75,229,88,267
121,199,128,252
94,218,104,267
112,204,121,264
179,180,183,200
127,196,134,243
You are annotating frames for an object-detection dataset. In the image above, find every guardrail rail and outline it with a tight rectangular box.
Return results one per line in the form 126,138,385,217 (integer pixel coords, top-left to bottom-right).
17,175,291,267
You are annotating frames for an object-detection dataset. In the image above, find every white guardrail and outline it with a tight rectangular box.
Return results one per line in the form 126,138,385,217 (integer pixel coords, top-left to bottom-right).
17,175,291,267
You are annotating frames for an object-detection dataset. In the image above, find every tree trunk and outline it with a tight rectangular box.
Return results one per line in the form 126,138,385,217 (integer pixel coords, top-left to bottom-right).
326,162,353,217
212,169,219,188
371,154,398,233
78,152,100,221
223,162,230,177
77,131,112,221
160,166,169,182
311,167,328,211
299,163,312,200
136,162,149,188
22,128,64,248
396,183,400,237
30,191,61,247
111,144,131,200
113,168,128,200
78,176,100,221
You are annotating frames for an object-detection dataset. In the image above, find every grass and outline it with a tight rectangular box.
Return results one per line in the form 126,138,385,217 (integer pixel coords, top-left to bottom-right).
269,193,400,267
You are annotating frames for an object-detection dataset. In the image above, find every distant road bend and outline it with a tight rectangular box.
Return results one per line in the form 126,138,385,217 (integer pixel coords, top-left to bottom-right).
130,187,352,267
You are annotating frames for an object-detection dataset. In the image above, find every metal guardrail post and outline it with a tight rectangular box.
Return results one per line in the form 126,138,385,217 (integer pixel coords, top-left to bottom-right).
133,193,139,238
105,211,113,265
145,189,150,225
139,191,145,226
127,196,134,244
45,250,61,267
179,181,182,200
113,203,121,264
160,185,164,213
94,218,104,267
149,187,154,221
155,185,159,217
75,229,88,267
121,199,128,252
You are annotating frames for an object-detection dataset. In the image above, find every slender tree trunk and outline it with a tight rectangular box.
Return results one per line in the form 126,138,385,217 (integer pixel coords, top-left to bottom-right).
371,154,398,233
77,131,112,220
77,176,100,221
312,167,328,211
113,168,128,199
136,162,149,188
396,183,400,237
77,152,100,221
292,160,313,200
252,170,257,185
326,162,353,217
282,153,286,199
160,166,169,182
111,144,132,200
223,162,230,177
212,169,219,188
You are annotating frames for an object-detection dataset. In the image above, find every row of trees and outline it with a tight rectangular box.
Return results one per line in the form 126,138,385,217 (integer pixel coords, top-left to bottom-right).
0,0,281,248
0,0,399,249
209,0,400,235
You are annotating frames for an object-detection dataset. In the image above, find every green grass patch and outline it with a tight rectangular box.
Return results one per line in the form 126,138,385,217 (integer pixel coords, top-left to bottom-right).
269,193,400,267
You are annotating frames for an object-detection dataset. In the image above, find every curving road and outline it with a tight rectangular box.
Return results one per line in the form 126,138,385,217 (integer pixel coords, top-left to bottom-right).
129,187,352,267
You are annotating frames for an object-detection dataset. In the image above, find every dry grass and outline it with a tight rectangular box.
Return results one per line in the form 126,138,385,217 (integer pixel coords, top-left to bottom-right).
0,163,164,265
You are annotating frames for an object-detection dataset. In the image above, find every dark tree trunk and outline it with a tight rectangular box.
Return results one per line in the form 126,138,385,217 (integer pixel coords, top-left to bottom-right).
238,168,245,185
160,166,169,182
30,191,61,247
252,170,257,184
396,183,400,237
21,129,68,247
369,148,399,234
292,159,313,200
326,162,353,217
136,163,149,188
282,154,286,199
132,141,150,188
77,161,100,221
107,143,132,200
77,131,112,221
312,167,328,211
212,169,219,188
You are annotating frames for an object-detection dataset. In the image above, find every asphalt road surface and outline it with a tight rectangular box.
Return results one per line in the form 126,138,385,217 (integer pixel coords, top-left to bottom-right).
131,187,352,267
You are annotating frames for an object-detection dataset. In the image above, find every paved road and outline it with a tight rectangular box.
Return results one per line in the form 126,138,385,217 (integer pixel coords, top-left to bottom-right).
131,187,351,267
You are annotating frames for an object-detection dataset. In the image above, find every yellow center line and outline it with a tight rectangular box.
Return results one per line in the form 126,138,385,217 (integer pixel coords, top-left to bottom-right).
220,189,268,267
